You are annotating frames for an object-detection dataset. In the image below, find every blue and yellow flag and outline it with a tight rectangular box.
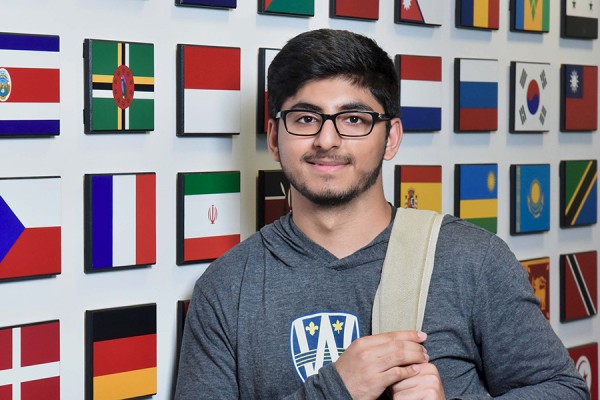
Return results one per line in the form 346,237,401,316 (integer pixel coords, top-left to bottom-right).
511,164,550,234
455,164,498,233
512,0,549,32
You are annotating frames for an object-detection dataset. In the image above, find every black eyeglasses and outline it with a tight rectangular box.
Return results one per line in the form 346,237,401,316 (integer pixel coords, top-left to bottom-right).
275,109,391,137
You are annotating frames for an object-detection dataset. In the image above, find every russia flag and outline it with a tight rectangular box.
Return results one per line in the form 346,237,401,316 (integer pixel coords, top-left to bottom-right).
456,58,498,132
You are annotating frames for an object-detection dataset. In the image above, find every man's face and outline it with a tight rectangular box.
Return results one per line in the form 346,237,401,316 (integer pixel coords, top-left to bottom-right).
267,77,401,207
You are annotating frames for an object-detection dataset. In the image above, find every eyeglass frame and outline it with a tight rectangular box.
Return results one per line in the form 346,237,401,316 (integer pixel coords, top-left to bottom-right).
274,109,392,137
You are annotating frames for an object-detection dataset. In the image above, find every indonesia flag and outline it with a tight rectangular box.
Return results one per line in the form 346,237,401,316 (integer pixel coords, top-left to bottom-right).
0,32,60,137
85,173,156,271
562,65,598,132
456,58,498,132
177,44,240,135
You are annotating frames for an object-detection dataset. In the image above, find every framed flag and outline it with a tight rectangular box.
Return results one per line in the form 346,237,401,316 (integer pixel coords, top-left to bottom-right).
85,304,157,400
560,160,598,227
454,164,498,233
560,251,597,322
258,0,314,17
175,0,236,8
83,39,154,133
520,257,550,319
177,171,241,265
0,320,60,399
177,44,240,136
510,61,550,133
257,170,291,229
568,342,599,400
396,55,442,132
257,48,279,134
456,0,500,29
454,58,498,132
330,0,379,20
510,0,550,32
394,165,442,213
84,173,156,272
561,0,599,38
510,164,550,235
0,32,60,137
0,176,61,282
395,0,442,26
561,64,598,132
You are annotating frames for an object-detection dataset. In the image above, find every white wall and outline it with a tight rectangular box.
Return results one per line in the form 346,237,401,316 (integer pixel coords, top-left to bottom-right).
1,1,598,398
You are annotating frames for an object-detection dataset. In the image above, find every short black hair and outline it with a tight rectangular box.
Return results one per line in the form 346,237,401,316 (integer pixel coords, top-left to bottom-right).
267,29,399,119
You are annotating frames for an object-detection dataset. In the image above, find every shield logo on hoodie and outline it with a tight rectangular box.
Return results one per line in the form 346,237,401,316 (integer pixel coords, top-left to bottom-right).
289,312,360,382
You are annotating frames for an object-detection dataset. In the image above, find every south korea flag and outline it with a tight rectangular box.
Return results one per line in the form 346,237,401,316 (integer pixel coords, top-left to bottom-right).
511,61,551,133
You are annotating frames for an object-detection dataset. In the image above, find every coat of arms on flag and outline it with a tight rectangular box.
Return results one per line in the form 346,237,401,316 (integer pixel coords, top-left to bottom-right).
330,0,379,20
84,39,154,133
560,251,597,322
510,164,550,235
257,170,291,230
510,61,550,133
177,44,240,136
84,173,156,272
258,0,314,16
177,171,240,264
257,48,280,134
85,304,156,400
395,165,442,213
175,0,236,8
510,0,550,32
568,342,599,400
396,55,442,132
454,164,498,233
560,160,598,227
395,0,442,25
520,257,550,319
0,32,60,137
454,58,498,132
561,64,598,132
562,0,599,38
0,176,61,282
456,0,500,29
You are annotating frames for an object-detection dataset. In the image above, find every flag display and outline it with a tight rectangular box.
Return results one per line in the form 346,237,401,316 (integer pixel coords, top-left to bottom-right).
560,251,597,322
84,39,154,133
177,44,240,136
84,173,156,271
0,320,60,400
86,304,156,400
259,0,314,16
562,0,599,38
395,0,442,25
395,165,442,213
510,164,550,234
177,171,240,264
511,0,550,32
568,342,599,400
455,58,498,132
561,64,598,132
560,160,598,227
0,32,60,137
257,48,279,134
257,170,291,229
510,61,550,133
0,177,61,281
397,55,442,132
457,0,500,29
454,164,498,233
331,0,379,20
520,257,550,319
175,0,236,8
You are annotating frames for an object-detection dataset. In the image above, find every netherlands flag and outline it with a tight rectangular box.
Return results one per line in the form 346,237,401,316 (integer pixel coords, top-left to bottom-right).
0,32,60,137
456,58,498,132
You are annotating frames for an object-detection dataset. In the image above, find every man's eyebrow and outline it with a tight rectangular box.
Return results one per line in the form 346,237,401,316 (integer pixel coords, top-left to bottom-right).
287,102,376,112
338,102,375,112
288,102,322,112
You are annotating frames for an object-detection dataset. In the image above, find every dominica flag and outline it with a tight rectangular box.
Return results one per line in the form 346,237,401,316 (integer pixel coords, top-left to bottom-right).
568,342,598,400
331,0,379,20
520,257,550,319
562,64,598,132
510,164,550,235
457,0,500,29
0,177,61,281
0,320,60,400
0,32,60,137
258,48,279,134
395,0,442,25
560,160,598,227
511,0,550,32
454,164,498,233
511,62,550,133
177,171,240,264
394,165,442,213
257,170,291,229
259,0,314,16
84,39,154,132
563,0,599,38
177,44,240,136
86,304,156,400
455,58,498,132
84,173,156,271
560,251,597,322
176,0,237,8
397,55,442,132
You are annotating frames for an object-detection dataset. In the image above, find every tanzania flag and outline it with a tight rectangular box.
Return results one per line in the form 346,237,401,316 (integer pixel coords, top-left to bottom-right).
510,164,550,234
454,164,498,233
560,160,598,227
177,171,240,264
561,65,598,132
84,39,154,132
563,0,598,38
455,58,498,132
511,0,549,32
520,257,550,319
394,165,442,213
458,0,500,29
257,170,291,229
560,251,597,322
259,0,314,16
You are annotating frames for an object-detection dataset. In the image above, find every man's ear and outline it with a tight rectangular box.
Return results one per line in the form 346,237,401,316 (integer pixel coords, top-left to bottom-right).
267,118,280,162
384,118,402,161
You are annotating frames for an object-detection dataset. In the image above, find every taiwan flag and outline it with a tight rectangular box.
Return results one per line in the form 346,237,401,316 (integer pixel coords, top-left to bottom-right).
562,65,598,132
455,58,498,132
0,32,60,137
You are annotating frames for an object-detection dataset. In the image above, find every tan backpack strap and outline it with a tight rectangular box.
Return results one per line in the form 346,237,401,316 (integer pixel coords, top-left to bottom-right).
371,208,443,334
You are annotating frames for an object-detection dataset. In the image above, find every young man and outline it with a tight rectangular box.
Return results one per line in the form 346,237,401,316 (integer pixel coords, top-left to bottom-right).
175,29,589,399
